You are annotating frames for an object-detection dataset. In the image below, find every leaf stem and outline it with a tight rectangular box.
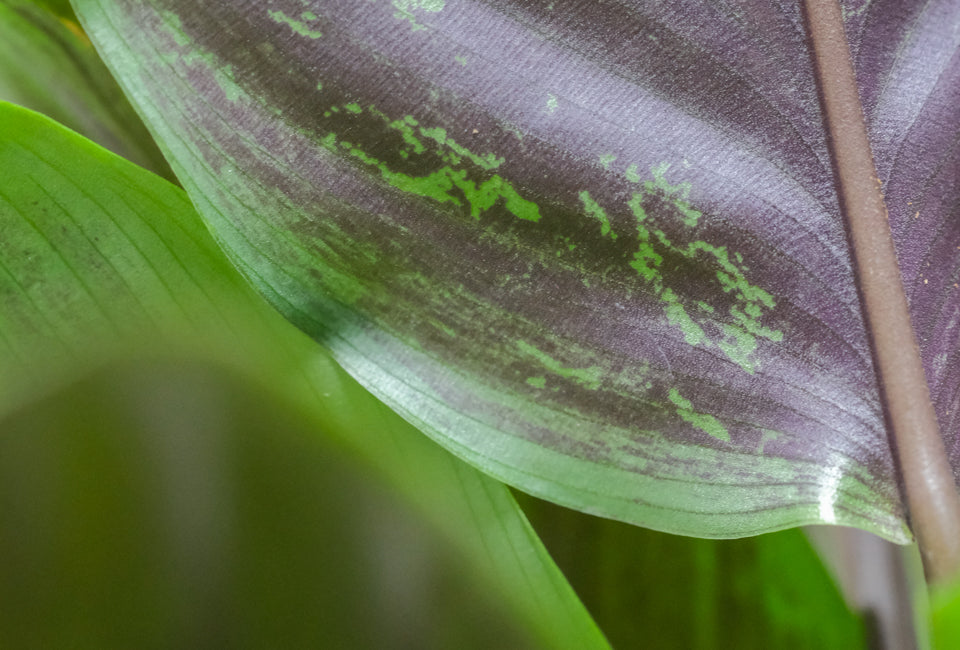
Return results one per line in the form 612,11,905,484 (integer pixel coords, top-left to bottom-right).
803,0,960,584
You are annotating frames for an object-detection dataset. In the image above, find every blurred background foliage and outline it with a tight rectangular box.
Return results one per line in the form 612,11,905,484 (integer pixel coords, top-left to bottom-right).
0,359,537,649
518,493,867,649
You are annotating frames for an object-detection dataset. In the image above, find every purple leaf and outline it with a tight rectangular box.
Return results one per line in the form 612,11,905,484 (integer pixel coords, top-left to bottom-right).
851,0,960,471
72,0,959,542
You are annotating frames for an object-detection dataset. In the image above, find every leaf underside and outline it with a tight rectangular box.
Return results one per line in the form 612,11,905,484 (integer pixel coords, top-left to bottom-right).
72,0,960,542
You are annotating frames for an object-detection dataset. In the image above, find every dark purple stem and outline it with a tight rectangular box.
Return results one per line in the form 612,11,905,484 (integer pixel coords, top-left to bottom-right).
804,0,960,584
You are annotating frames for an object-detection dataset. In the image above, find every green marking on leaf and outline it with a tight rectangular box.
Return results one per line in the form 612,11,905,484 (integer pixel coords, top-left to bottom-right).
758,429,784,453
662,289,706,346
320,104,540,222
546,93,558,114
392,0,446,31
627,191,648,223
629,244,661,281
496,179,542,222
267,9,323,39
526,376,547,389
718,324,759,373
454,173,542,221
668,389,730,442
418,126,504,170
579,190,616,240
387,117,426,154
646,162,701,227
454,54,468,66
615,163,782,372
159,10,190,47
598,153,617,170
517,341,603,391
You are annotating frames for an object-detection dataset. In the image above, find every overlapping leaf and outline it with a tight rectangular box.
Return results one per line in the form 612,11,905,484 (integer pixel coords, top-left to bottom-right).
71,0,960,541
0,97,873,649
0,0,173,178
0,102,608,650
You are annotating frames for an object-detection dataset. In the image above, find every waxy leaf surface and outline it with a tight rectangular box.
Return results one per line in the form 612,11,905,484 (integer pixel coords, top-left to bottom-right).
73,0,960,541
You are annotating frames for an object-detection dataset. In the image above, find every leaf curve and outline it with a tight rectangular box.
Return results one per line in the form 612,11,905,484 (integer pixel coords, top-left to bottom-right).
70,0,960,542
0,102,609,650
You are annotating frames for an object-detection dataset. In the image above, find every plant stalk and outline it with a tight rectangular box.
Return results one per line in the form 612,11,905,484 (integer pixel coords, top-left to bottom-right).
803,0,960,584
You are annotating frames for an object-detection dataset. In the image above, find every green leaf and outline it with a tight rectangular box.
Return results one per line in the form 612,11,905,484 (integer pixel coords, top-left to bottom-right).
931,579,960,649
0,0,173,179
0,101,608,650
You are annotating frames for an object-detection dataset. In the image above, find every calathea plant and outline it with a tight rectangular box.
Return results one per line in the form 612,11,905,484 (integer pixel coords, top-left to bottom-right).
2,0,960,647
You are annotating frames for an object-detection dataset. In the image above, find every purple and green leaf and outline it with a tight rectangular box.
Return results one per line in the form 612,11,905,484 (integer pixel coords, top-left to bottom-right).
71,0,960,542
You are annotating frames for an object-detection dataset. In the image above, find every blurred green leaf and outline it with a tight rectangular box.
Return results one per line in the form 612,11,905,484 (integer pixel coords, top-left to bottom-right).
0,101,608,649
931,579,960,649
0,358,544,648
516,492,867,649
25,0,76,20
0,0,173,179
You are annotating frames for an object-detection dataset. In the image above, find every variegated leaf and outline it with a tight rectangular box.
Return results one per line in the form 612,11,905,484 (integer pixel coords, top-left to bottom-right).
72,0,960,541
